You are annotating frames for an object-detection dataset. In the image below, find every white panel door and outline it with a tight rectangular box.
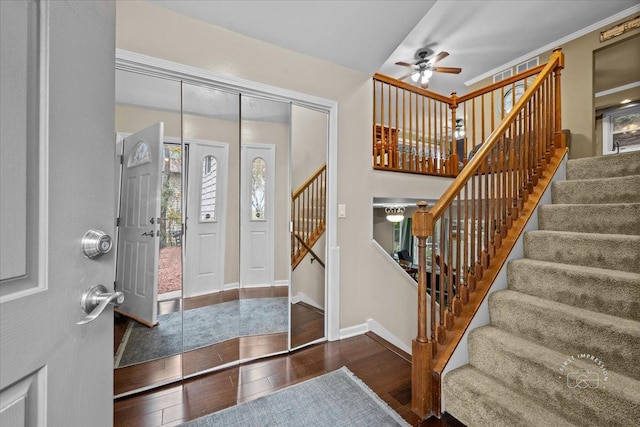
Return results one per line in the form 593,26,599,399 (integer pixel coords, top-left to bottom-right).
0,1,115,426
185,141,229,297
241,144,275,287
115,123,163,326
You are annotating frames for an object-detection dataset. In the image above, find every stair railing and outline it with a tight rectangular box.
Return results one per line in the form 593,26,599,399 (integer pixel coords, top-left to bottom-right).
411,48,566,418
291,164,327,269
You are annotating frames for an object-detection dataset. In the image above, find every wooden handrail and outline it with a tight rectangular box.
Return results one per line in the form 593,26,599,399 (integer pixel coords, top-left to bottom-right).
410,48,565,419
292,164,327,199
428,51,563,221
456,64,545,103
373,73,454,105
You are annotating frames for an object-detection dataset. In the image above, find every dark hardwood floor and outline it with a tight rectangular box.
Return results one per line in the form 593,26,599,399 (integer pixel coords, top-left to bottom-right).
114,332,464,426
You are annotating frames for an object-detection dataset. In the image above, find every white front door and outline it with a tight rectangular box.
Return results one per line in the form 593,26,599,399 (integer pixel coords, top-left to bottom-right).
0,1,115,426
185,141,229,297
241,144,275,287
115,123,163,326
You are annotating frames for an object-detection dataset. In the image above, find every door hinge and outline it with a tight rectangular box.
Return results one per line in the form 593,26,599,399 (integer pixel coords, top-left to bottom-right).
116,217,120,227
119,155,123,165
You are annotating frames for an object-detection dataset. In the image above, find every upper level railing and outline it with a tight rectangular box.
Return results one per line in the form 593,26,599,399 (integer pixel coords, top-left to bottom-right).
373,61,550,178
291,164,327,270
408,49,566,418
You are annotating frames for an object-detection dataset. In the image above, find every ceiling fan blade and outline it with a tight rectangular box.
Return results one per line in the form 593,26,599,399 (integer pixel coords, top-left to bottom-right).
428,51,449,65
395,61,415,68
434,66,462,74
398,73,414,81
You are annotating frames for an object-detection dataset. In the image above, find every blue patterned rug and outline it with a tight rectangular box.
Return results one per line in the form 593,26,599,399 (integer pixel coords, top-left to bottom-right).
180,367,410,426
115,297,288,367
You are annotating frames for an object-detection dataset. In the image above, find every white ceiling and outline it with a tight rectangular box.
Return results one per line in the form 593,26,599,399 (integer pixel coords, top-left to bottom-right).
147,0,638,95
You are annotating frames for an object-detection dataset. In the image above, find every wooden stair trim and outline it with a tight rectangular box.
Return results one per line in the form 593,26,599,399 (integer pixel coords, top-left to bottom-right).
431,148,567,374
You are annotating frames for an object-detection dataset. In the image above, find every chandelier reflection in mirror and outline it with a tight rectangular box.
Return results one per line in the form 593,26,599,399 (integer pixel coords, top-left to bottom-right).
385,206,405,223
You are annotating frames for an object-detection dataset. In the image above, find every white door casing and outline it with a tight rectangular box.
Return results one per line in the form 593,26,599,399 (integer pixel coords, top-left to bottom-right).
185,141,229,297
115,123,163,327
240,144,275,287
0,1,115,426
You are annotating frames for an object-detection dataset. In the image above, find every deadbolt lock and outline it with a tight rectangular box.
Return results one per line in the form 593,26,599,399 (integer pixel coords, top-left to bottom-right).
82,229,113,258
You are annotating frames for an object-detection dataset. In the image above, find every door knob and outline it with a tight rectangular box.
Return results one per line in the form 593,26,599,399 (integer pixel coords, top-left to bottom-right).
77,284,124,325
141,230,154,237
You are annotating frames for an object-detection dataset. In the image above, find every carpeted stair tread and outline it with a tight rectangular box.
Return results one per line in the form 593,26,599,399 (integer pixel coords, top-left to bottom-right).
489,289,640,380
538,203,640,235
566,150,640,180
551,174,640,204
444,365,577,427
467,326,640,427
523,230,640,274
508,259,640,321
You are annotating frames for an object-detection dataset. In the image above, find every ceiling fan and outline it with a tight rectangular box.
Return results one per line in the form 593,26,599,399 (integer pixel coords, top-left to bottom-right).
395,48,462,88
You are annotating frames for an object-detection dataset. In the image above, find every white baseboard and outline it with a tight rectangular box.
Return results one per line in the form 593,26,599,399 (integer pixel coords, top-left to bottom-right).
367,319,411,355
241,281,289,289
224,282,239,291
339,323,368,340
291,292,323,311
338,319,411,355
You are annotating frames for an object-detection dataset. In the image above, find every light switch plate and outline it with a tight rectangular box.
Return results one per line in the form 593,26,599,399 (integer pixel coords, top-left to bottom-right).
338,204,346,218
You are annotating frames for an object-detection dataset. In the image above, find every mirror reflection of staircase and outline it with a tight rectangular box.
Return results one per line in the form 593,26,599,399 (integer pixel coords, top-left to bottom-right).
291,164,327,270
444,150,640,426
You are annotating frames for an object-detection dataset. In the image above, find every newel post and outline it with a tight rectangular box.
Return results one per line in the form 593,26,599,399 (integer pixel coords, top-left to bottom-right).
552,48,566,150
412,201,434,418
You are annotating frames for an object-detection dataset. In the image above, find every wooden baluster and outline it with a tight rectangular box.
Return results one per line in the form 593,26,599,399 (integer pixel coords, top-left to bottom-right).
491,137,499,249
472,98,477,159
396,85,400,169
429,98,435,173
446,206,455,328
440,102,445,174
422,96,427,172
450,92,459,175
409,92,414,171
411,201,434,419
488,136,496,256
456,192,465,306
438,216,446,343
482,155,490,269
462,185,469,302
373,81,377,167
402,89,406,171
388,83,394,168
510,120,518,221
500,136,508,237
469,172,478,289
415,90,420,172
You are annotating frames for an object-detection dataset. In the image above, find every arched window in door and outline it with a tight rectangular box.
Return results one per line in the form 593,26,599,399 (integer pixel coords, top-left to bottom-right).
200,155,217,222
251,157,266,220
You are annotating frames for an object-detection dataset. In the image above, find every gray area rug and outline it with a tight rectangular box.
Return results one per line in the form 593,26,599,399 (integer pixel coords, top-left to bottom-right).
180,367,410,427
116,297,288,368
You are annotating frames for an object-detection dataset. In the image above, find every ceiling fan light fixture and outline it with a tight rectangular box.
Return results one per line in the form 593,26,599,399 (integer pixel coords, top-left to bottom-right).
410,72,420,82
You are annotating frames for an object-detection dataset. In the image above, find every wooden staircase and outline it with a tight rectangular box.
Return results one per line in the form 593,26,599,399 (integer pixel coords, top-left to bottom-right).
291,164,326,270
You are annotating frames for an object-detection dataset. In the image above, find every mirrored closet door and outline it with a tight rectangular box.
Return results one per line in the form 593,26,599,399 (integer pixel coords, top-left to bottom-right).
113,70,184,396
290,106,328,349
113,67,330,397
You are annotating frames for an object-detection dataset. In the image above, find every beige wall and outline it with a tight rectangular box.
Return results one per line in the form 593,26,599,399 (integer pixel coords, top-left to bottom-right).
117,0,455,348
468,11,639,159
